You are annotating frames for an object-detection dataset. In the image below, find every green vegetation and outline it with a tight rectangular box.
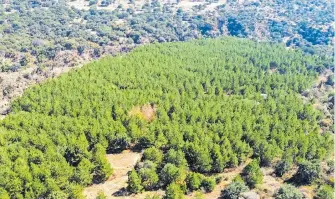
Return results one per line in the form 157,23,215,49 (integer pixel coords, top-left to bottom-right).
317,185,334,199
275,184,303,199
221,181,249,199
295,160,321,184
275,158,292,177
128,169,144,194
164,183,185,199
0,0,333,72
96,191,107,199
0,38,333,198
243,160,263,188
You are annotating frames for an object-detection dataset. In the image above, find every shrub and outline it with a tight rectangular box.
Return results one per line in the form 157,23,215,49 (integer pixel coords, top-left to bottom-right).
275,184,303,199
326,160,334,174
186,172,203,191
296,160,321,184
243,160,263,188
275,160,292,177
221,181,249,199
160,164,186,186
96,191,106,199
201,177,216,193
139,168,159,190
194,191,205,199
143,147,164,165
164,183,185,199
128,169,143,193
317,185,334,199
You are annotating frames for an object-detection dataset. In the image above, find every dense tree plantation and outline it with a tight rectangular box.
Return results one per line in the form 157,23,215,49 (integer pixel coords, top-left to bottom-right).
0,38,333,198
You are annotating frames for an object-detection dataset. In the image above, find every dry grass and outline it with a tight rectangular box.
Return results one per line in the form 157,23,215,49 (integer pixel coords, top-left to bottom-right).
129,104,157,122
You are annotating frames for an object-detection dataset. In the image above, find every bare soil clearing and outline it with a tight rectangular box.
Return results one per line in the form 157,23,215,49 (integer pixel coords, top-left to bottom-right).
83,150,142,199
129,104,157,122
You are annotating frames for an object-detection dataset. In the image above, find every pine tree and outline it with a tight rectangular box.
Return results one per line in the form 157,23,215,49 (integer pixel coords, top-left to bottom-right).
128,169,143,193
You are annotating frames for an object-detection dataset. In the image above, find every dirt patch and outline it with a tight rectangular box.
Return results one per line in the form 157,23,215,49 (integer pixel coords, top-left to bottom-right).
129,104,157,122
83,150,142,199
257,167,283,198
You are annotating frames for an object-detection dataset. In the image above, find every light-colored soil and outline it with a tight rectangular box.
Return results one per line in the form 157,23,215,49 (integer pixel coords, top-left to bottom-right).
257,167,283,198
129,104,157,122
83,150,142,199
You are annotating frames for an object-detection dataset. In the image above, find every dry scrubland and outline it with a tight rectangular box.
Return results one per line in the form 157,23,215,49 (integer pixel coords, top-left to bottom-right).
67,0,227,11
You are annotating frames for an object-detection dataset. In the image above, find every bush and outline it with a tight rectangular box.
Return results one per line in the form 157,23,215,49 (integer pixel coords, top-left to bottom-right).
243,160,263,188
139,167,159,190
160,164,186,186
194,191,205,199
326,160,334,174
164,183,185,199
143,147,164,165
221,181,249,199
317,185,334,199
296,160,321,184
96,191,106,199
275,160,292,177
201,177,216,193
128,169,143,193
0,188,10,199
275,184,303,199
186,172,203,191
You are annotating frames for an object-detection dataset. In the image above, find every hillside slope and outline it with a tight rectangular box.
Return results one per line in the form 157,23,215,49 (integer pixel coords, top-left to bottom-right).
0,38,333,198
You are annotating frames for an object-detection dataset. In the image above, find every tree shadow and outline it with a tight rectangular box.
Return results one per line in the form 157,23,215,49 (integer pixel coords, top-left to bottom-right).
112,188,130,197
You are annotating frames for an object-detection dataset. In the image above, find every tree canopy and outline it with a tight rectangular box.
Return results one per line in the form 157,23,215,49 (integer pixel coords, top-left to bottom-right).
0,37,333,198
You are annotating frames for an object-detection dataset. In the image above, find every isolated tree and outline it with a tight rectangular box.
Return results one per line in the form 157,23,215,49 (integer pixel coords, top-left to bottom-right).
243,160,263,188
92,144,113,183
164,183,184,199
128,169,143,193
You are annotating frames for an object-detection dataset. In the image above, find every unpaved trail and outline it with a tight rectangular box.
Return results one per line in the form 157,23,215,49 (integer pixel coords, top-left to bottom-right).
83,150,142,199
